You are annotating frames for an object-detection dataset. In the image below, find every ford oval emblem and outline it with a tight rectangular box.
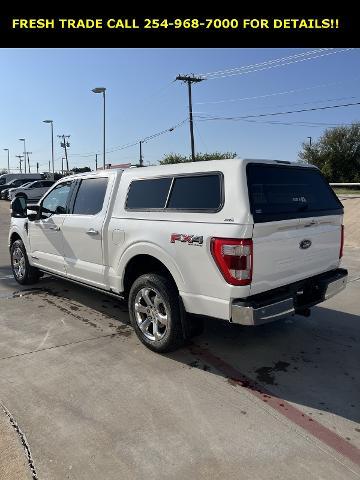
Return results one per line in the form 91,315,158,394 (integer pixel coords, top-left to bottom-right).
300,239,312,250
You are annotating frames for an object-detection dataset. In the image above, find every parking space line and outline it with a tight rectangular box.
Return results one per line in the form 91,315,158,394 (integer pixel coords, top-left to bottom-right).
190,344,360,468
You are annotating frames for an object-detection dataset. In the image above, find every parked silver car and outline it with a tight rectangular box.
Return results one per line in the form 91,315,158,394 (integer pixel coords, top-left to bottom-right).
9,180,55,202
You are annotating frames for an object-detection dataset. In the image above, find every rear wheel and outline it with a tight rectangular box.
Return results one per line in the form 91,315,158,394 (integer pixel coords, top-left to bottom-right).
128,273,184,353
10,239,40,285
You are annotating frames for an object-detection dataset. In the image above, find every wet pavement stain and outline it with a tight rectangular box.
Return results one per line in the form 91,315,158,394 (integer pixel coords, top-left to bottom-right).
255,361,290,385
115,324,132,337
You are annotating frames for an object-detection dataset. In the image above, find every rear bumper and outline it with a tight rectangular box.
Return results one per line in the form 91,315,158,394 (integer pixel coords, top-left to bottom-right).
231,268,348,326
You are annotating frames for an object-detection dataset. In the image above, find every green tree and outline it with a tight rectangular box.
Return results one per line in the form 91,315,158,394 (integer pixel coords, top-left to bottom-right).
71,166,91,173
298,123,360,182
159,151,237,165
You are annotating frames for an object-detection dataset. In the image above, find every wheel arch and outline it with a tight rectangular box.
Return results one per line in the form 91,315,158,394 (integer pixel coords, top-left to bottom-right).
117,242,185,296
122,254,181,297
9,232,22,246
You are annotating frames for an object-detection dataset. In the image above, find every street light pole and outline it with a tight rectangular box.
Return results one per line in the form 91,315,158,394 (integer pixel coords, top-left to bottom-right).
3,149,10,173
19,138,27,173
43,120,55,176
139,140,143,167
307,136,312,147
92,87,106,170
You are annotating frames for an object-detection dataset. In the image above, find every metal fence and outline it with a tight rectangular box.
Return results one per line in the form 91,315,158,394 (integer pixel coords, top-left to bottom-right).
330,183,360,187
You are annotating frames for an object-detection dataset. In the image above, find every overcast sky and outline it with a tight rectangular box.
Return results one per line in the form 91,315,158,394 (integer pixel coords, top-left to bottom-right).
1,48,359,172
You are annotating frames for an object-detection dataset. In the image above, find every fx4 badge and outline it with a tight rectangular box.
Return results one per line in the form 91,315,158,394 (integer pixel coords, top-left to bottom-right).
170,233,203,246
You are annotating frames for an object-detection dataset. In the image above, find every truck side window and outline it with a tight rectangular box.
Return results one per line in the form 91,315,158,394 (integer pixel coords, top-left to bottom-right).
126,177,172,209
73,177,108,215
167,175,221,210
42,181,73,215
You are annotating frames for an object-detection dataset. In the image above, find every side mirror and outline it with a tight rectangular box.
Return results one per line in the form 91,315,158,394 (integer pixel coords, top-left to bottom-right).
27,204,40,221
10,197,27,218
55,205,66,215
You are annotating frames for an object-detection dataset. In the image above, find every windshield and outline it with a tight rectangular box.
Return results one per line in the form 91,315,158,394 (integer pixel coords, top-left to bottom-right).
18,182,32,189
24,181,37,188
247,164,343,223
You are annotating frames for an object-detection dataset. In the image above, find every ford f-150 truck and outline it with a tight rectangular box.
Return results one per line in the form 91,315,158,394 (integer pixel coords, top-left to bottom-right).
9,158,348,352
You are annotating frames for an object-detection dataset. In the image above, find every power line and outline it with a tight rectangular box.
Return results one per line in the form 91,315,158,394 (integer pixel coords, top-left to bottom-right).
194,78,360,105
197,49,355,80
198,48,332,77
241,119,356,128
193,96,360,115
70,119,188,158
195,101,360,122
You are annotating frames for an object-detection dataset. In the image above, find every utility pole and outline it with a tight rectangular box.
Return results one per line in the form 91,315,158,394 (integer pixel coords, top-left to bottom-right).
48,161,51,172
307,136,312,147
19,139,27,173
58,135,70,172
27,152,32,173
61,158,64,175
176,74,204,161
139,141,143,167
95,153,98,171
16,155,24,173
36,162,39,173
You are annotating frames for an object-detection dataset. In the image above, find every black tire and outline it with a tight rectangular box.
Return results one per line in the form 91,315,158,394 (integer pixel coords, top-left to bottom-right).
128,273,184,353
188,315,205,338
10,239,40,285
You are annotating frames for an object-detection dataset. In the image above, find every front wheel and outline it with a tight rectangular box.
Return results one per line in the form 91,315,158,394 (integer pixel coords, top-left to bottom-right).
128,273,184,353
10,239,40,285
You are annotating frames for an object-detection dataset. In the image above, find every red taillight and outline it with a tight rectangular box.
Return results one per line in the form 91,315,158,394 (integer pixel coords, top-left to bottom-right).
340,225,344,259
211,238,253,286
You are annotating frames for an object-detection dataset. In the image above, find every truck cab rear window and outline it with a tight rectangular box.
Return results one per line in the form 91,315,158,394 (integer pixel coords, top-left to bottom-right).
247,164,343,222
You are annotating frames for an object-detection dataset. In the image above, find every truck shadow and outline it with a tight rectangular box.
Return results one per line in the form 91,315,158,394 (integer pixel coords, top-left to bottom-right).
8,273,359,426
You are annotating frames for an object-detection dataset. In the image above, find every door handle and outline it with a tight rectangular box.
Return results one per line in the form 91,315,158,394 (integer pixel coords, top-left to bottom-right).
86,228,99,235
48,225,60,231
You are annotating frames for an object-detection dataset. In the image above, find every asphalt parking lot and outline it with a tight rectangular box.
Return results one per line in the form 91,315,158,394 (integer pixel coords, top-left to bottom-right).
0,200,359,480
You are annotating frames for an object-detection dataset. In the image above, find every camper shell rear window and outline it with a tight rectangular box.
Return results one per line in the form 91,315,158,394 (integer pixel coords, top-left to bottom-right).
246,163,343,223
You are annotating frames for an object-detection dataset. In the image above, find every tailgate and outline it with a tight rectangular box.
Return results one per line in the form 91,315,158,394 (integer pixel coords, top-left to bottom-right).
250,215,342,295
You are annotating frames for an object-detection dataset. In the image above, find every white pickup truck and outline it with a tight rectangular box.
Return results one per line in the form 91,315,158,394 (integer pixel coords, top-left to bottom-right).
9,159,348,352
